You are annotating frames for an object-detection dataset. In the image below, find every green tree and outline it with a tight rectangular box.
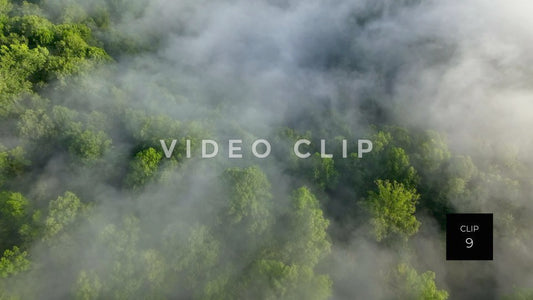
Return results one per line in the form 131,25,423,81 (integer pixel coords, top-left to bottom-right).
0,246,29,300
68,129,111,164
125,147,163,189
0,0,12,16
74,270,102,300
227,187,332,300
0,247,29,279
17,108,56,140
11,15,55,47
0,192,32,252
348,129,419,200
0,145,30,187
0,43,48,116
389,263,448,300
243,259,331,300
284,187,331,267
221,166,273,235
312,154,339,191
95,216,153,299
162,224,220,298
365,180,421,242
44,191,83,240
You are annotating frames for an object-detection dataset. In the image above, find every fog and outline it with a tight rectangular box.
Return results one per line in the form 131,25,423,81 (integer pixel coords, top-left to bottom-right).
6,0,533,298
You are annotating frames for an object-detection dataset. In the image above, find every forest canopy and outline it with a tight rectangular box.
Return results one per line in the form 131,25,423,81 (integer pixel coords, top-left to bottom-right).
1,0,532,299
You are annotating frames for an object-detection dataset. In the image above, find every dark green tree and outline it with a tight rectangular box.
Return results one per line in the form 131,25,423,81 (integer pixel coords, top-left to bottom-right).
0,192,33,252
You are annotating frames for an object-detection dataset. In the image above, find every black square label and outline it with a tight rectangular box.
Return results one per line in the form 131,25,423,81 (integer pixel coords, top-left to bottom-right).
446,213,493,260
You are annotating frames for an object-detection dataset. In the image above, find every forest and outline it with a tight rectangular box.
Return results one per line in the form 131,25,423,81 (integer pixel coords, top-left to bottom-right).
1,0,533,299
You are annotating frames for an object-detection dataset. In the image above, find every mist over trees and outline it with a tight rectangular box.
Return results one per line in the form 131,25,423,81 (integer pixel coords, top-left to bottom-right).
1,0,533,299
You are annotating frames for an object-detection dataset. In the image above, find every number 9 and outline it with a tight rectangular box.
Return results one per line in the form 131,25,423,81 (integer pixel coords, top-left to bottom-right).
466,238,474,248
